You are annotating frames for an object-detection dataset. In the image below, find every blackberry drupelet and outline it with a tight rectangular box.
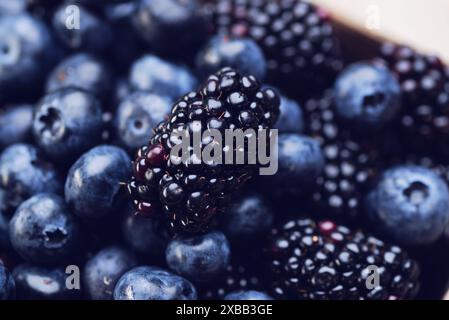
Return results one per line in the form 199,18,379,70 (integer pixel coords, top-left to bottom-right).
379,43,449,157
199,263,263,300
126,68,280,235
266,218,420,300
209,0,343,97
305,91,379,220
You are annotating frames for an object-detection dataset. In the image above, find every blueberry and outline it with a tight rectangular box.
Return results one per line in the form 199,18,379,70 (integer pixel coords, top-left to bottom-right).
334,62,401,130
166,231,231,282
132,0,207,57
52,2,113,53
33,88,104,163
275,93,304,134
46,53,112,103
224,290,273,300
65,145,132,221
365,165,449,246
266,134,324,195
129,54,197,100
196,36,267,81
115,91,172,152
84,246,137,300
0,144,61,212
0,264,15,300
0,13,57,102
104,1,143,69
122,205,169,259
9,193,82,265
222,194,274,242
0,104,33,149
13,264,80,300
114,266,197,300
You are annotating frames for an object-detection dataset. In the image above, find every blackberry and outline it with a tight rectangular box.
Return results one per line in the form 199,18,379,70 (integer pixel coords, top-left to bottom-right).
379,43,449,157
126,68,280,235
304,91,379,220
209,0,343,98
266,218,421,300
199,263,262,300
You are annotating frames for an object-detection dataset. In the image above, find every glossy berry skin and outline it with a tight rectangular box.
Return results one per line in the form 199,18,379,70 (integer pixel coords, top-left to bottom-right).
222,193,273,242
132,0,207,57
335,63,401,130
266,218,420,300
0,13,57,103
65,145,132,221
46,53,112,103
52,3,113,53
0,104,33,149
365,166,449,246
9,194,82,265
84,246,137,300
267,134,324,196
0,264,15,300
224,290,273,300
166,231,231,282
275,93,304,133
210,0,343,97
13,264,80,300
129,54,197,100
127,68,280,235
114,266,197,300
379,43,449,157
122,205,169,259
115,91,172,152
0,144,61,213
33,88,104,162
196,36,266,81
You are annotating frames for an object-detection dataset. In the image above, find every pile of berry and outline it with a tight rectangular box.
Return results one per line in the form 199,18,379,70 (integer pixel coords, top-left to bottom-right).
0,0,449,300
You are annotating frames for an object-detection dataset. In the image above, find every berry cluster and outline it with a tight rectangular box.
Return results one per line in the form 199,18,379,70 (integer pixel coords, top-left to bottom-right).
1,0,449,302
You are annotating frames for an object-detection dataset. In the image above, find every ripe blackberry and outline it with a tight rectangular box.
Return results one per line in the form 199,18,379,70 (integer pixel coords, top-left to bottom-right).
199,263,262,300
126,68,280,235
379,43,449,157
209,0,343,97
266,218,420,300
304,91,379,220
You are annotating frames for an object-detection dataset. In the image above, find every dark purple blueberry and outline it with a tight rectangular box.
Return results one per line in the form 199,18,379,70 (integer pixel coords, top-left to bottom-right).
196,36,267,81
0,104,33,149
65,145,132,221
0,13,58,103
132,0,207,58
334,62,401,130
33,88,104,163
129,54,197,100
114,92,172,152
9,193,82,265
83,246,137,300
113,266,197,300
0,144,62,213
46,53,112,103
166,231,231,282
122,205,169,259
365,165,449,245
